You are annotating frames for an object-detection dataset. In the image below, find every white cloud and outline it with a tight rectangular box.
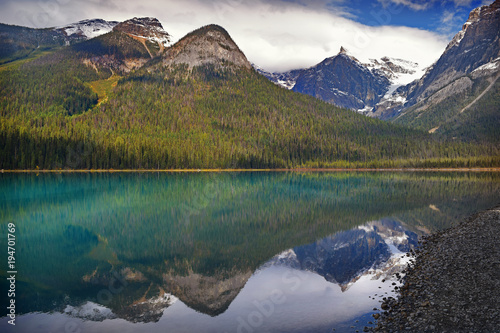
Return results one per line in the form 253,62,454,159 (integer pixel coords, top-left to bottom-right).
442,10,456,23
0,0,450,72
437,7,470,37
377,0,432,11
451,0,473,6
156,0,449,72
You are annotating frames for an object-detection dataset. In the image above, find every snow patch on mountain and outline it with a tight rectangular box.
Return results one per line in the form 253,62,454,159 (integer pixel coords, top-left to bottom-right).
260,249,300,270
128,33,172,48
360,57,423,112
56,19,118,40
136,292,179,306
472,56,500,74
365,57,423,93
252,63,300,89
357,106,374,114
63,293,178,322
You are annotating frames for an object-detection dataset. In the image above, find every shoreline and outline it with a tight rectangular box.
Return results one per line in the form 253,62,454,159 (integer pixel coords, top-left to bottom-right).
370,205,500,332
1,168,500,173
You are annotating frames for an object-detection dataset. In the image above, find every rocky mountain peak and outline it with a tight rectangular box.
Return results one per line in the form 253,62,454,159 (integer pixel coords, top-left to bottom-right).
264,219,418,286
335,46,361,64
290,50,390,110
161,24,251,69
446,0,499,53
114,17,162,33
113,17,171,48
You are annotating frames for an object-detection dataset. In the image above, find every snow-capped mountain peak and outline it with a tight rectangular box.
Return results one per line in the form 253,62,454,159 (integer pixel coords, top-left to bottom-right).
55,19,119,40
256,49,423,114
113,17,172,48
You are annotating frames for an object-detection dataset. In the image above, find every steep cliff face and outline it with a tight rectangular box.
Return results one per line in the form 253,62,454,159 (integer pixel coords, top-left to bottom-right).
381,0,500,139
405,0,500,106
161,24,251,70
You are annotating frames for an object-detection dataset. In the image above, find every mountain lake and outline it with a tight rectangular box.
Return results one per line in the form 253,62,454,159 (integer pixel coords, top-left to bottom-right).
1,171,499,333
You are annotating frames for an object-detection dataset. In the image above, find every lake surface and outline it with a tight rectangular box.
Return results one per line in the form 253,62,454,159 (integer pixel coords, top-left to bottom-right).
1,172,499,333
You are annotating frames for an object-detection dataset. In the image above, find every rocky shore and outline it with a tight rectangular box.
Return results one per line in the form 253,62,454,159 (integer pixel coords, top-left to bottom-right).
368,205,500,332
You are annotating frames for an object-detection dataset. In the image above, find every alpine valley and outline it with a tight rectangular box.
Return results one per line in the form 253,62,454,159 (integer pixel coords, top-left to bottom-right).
0,2,499,170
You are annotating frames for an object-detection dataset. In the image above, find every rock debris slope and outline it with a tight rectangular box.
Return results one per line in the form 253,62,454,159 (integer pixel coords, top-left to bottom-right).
370,205,500,333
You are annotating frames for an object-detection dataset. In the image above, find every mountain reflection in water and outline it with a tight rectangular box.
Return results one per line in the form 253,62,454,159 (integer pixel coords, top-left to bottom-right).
0,172,499,333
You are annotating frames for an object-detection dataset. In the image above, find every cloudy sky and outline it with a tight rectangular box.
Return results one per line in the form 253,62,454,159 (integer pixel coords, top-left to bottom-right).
0,0,493,71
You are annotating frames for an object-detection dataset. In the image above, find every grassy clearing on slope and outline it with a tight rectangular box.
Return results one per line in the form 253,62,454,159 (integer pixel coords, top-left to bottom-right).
87,75,121,106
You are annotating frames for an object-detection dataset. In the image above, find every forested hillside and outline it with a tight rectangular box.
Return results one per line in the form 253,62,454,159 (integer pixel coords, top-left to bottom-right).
0,24,498,170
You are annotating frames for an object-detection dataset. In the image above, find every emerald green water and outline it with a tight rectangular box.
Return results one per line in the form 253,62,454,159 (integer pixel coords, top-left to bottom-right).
0,172,499,332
